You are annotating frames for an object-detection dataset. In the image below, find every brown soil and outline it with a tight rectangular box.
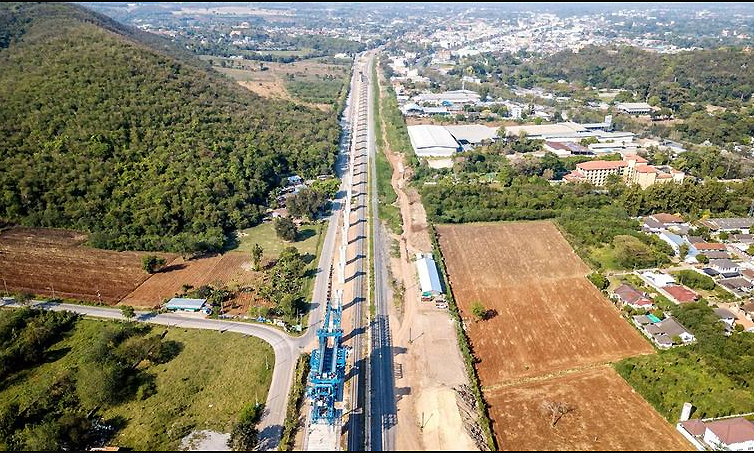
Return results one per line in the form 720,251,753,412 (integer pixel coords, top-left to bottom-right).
487,366,693,451
121,252,257,308
0,227,172,304
436,221,653,384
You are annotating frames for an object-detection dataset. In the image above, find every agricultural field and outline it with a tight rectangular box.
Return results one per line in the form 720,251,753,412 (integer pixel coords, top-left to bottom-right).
487,367,692,451
121,252,256,308
207,56,349,108
0,316,274,450
0,227,172,304
435,221,683,449
436,221,652,383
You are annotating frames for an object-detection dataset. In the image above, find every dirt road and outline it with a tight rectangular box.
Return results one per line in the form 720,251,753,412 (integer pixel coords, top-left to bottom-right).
374,70,478,451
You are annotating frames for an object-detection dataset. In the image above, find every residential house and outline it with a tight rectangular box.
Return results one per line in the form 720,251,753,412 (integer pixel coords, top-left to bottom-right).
700,218,754,234
703,250,731,260
704,417,754,451
710,259,740,274
616,102,652,115
714,307,738,334
611,284,654,309
658,231,698,261
680,417,754,451
719,277,754,294
695,242,728,253
642,271,676,288
633,315,695,348
663,285,699,304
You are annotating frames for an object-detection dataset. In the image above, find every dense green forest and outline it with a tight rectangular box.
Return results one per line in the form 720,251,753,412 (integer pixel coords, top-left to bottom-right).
0,3,341,253
457,46,754,107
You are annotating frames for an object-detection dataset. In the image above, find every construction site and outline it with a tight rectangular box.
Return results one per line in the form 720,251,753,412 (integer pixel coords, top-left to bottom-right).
302,53,370,451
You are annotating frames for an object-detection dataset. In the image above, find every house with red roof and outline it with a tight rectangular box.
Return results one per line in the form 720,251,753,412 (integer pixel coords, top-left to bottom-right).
679,417,754,451
663,285,699,304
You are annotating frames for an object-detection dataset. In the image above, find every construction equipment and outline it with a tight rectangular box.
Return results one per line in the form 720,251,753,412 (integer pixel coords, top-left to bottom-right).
307,289,347,424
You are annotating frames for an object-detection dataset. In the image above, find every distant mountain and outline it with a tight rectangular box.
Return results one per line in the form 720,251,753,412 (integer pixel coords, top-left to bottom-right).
0,2,341,253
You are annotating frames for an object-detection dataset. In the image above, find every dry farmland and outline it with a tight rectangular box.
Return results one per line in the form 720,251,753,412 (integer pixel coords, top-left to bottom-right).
436,221,652,383
0,227,170,304
487,367,692,451
121,252,256,308
436,221,683,449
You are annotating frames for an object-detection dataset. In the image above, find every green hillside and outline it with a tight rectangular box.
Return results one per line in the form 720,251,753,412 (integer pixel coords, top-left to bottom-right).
0,2,341,252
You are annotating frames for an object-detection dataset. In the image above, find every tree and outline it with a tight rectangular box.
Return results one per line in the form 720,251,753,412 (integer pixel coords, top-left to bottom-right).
274,217,298,242
287,188,328,221
471,300,487,321
141,255,166,274
696,253,709,264
120,305,135,321
540,401,574,427
587,272,609,291
679,243,690,260
251,243,264,271
747,245,754,257
228,403,264,451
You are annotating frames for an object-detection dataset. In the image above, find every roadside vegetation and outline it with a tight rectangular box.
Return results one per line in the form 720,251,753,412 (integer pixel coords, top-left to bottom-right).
0,312,274,450
372,59,403,234
279,353,311,451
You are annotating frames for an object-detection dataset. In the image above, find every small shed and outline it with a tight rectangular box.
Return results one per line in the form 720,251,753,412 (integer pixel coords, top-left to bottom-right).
166,297,207,312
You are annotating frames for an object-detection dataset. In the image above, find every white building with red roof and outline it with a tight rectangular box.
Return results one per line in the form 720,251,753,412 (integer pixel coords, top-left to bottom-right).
679,417,754,451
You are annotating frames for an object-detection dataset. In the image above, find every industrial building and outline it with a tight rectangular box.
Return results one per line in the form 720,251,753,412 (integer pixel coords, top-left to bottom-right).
504,121,635,144
406,125,461,157
443,124,498,149
413,89,481,106
415,253,443,297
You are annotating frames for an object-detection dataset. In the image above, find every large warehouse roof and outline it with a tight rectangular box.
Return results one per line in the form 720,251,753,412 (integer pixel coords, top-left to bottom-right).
407,125,461,157
444,125,499,145
416,253,443,295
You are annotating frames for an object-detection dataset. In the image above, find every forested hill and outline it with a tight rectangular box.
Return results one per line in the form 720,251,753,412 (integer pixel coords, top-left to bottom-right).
0,2,341,253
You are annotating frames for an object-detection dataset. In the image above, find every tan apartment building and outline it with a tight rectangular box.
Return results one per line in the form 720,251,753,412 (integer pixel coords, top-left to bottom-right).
564,155,685,188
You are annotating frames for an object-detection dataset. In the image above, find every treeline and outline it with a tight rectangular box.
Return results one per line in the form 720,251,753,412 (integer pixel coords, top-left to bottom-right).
0,3,341,253
459,45,754,107
617,179,754,217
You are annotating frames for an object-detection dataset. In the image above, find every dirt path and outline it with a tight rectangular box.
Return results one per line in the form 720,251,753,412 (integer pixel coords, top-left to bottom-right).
375,72,478,451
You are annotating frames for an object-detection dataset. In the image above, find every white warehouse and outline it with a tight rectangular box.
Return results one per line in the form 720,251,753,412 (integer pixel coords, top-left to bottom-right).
407,125,461,157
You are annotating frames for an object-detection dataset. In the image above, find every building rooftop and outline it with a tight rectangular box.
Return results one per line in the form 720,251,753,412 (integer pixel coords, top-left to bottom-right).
701,218,754,230
714,307,737,320
444,125,499,145
166,298,207,310
614,284,645,305
406,125,460,157
695,243,727,251
706,417,754,445
656,317,692,337
576,160,626,171
663,285,698,303
719,277,753,290
415,253,443,295
710,259,738,269
616,102,652,110
650,213,684,224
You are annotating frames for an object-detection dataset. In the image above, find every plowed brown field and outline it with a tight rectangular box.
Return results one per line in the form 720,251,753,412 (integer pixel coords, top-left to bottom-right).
121,252,256,308
487,366,692,451
0,227,169,304
437,221,652,383
436,221,686,450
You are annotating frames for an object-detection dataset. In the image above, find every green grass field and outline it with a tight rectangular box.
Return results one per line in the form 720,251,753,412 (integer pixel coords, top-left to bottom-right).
615,350,754,421
0,317,274,450
234,222,323,260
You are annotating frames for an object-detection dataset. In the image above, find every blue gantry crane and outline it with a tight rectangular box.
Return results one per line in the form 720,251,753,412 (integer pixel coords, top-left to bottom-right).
307,289,347,424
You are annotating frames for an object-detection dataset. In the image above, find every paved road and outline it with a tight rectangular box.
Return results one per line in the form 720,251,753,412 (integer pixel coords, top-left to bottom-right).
366,53,398,452
1,59,360,451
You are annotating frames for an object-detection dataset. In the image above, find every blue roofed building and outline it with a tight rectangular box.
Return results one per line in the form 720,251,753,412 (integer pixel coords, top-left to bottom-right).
658,231,698,262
